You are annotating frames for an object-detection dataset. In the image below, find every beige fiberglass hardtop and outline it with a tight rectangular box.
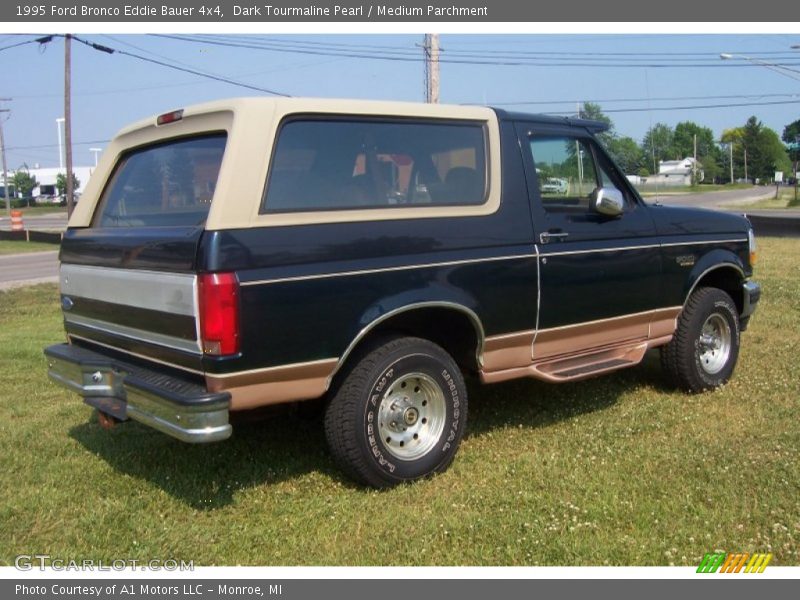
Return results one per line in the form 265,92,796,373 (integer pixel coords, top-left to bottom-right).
70,97,503,230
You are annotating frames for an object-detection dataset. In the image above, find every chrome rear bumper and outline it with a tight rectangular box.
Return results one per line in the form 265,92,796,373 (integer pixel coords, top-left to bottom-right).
45,343,231,443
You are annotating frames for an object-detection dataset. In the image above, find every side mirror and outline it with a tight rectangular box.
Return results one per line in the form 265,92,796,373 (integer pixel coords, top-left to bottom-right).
593,187,624,217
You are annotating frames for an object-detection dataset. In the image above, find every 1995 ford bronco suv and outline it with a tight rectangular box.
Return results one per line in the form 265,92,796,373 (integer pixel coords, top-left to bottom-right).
45,98,760,487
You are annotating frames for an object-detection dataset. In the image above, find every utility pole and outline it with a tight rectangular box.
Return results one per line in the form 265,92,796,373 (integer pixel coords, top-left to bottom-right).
795,135,799,205
64,34,75,217
744,147,748,183
693,133,697,185
729,143,733,184
423,34,440,104
0,101,10,218
56,118,65,170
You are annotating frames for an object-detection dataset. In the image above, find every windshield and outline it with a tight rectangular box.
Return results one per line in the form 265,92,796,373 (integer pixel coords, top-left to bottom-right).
93,133,226,228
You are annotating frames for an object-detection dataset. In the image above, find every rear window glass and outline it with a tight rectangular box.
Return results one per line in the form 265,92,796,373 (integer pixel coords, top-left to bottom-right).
262,119,487,212
94,134,226,227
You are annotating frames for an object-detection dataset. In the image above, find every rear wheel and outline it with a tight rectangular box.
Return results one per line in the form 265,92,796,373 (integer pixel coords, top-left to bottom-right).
324,336,467,488
661,287,741,392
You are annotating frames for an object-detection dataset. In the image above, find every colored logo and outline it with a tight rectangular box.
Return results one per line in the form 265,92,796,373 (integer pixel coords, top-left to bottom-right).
697,552,772,573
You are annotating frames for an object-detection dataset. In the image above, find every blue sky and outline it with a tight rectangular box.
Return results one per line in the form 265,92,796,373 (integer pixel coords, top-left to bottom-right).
1,33,799,169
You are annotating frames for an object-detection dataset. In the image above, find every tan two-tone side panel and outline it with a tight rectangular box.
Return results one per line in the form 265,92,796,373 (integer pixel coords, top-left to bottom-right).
206,358,339,411
482,307,683,377
649,306,683,341
482,330,536,372
532,310,652,362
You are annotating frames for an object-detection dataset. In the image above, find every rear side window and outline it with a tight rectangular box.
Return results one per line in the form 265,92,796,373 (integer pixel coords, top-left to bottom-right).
262,119,487,212
94,134,226,227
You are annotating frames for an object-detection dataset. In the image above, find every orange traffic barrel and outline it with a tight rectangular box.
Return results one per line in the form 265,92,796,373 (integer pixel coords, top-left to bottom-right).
10,210,24,231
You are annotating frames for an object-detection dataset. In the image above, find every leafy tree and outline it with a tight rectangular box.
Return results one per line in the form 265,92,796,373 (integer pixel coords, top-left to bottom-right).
701,155,722,183
56,172,80,196
11,169,38,198
783,119,800,164
673,122,714,157
579,102,614,147
758,127,792,178
606,136,646,174
673,121,724,182
722,118,790,182
722,125,751,182
742,117,790,181
641,123,677,172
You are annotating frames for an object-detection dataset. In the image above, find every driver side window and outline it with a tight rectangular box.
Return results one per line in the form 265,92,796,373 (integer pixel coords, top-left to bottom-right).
530,135,626,214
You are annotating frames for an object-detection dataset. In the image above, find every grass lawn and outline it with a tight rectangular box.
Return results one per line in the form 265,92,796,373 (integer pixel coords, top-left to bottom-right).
1,238,798,566
637,183,753,197
0,240,60,255
2,204,68,216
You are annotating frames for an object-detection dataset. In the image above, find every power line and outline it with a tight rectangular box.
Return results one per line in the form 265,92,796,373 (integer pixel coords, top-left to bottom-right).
0,36,52,53
546,98,800,115
189,34,420,53
5,139,110,151
11,55,340,100
68,35,291,97
172,33,800,60
155,34,800,69
101,34,206,70
493,91,800,106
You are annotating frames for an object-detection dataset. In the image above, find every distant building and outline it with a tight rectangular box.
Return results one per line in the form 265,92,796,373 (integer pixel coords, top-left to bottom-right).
5,167,95,198
626,174,646,186
6,165,95,198
645,158,704,187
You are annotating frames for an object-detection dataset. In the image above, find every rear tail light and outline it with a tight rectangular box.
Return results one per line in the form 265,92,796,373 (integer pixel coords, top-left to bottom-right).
198,272,240,356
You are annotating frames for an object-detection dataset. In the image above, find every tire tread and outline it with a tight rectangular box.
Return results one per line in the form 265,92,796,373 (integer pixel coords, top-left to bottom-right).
324,335,465,488
661,286,739,392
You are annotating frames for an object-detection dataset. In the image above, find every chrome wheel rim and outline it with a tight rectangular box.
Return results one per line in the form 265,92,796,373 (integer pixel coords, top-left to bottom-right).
697,313,732,375
377,372,446,461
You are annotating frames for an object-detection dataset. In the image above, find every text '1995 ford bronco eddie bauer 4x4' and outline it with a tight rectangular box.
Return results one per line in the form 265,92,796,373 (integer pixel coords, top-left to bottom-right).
45,98,761,488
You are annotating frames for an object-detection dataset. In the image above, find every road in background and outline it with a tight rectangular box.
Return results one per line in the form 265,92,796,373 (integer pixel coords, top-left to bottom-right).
643,186,775,210
0,251,59,290
0,213,68,231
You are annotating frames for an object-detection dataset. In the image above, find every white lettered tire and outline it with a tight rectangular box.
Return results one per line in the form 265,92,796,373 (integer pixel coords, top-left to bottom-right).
324,336,467,488
661,287,741,392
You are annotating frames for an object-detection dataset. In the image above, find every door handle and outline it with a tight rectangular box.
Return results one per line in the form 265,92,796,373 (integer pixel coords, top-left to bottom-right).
539,231,569,244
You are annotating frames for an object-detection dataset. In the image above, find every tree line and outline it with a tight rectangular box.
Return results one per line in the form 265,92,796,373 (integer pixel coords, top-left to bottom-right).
579,102,798,183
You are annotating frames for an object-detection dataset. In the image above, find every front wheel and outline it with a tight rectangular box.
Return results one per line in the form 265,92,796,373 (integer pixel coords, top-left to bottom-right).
661,287,741,392
324,336,467,488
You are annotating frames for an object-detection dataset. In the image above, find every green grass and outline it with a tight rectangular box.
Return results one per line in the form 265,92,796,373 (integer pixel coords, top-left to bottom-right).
0,240,60,255
1,239,798,566
637,183,752,197
7,205,68,216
